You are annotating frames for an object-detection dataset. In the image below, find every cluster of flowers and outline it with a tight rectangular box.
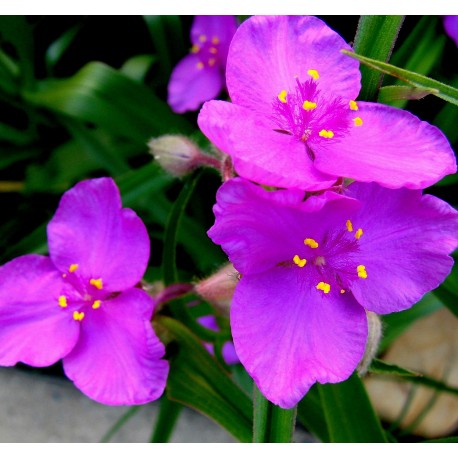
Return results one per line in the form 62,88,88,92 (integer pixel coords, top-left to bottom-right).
0,15,457,410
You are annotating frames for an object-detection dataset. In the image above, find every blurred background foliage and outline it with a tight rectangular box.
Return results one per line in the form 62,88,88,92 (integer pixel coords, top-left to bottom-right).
0,15,457,443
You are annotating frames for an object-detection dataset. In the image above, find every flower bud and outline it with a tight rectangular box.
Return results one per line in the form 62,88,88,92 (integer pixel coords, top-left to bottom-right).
148,135,221,177
357,311,383,376
194,264,240,315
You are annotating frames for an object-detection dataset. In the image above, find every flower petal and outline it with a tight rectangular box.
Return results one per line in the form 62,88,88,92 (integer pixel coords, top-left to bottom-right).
313,102,457,189
168,53,224,113
0,255,79,367
347,182,458,314
444,16,458,47
208,178,360,275
227,15,360,113
231,267,367,408
47,177,150,292
63,288,168,405
198,100,337,190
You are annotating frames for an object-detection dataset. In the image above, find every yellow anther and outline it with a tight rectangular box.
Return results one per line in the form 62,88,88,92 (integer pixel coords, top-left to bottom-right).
357,265,368,279
304,238,319,249
73,311,85,321
340,289,346,294
278,90,287,103
353,117,363,127
319,130,334,139
190,44,200,53
302,100,317,111
92,300,101,310
58,296,68,308
307,69,320,80
208,58,216,67
349,100,359,111
90,278,103,290
209,47,218,54
199,34,207,43
69,264,78,273
346,220,353,232
211,36,220,44
316,282,331,294
196,62,204,70
293,255,307,268
355,228,363,240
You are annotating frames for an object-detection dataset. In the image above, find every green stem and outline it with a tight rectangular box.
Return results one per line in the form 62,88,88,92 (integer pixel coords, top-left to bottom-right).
150,396,183,443
100,405,144,442
252,385,297,442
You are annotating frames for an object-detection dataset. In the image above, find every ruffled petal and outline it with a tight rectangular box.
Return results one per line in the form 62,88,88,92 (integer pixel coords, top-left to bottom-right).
208,178,360,275
0,255,79,367
198,100,337,190
347,182,458,314
231,267,367,408
63,288,168,405
167,53,224,113
47,177,150,292
313,102,457,189
227,15,360,112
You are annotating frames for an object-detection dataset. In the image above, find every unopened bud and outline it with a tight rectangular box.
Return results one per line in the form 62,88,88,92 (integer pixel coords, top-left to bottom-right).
194,264,240,315
358,311,383,376
148,135,221,177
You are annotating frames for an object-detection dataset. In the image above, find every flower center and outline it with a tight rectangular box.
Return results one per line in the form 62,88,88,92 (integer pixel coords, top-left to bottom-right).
290,219,367,294
271,72,362,156
192,34,221,70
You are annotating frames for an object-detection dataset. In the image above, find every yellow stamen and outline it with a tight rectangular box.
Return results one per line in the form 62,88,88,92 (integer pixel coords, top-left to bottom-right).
73,311,85,321
340,289,346,294
293,255,307,268
304,238,319,249
209,47,218,54
357,265,368,279
208,58,216,66
196,62,204,70
355,228,363,240
92,300,101,310
349,100,359,111
190,44,200,53
316,282,331,294
199,34,207,43
278,90,287,103
302,100,317,111
211,36,219,44
90,278,103,290
69,264,78,273
58,295,68,308
319,130,334,139
353,117,363,127
346,220,353,232
307,69,320,80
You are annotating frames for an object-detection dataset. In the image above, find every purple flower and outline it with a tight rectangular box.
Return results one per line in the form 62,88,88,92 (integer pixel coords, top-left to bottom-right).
207,178,458,408
0,178,169,405
198,15,456,191
167,15,238,113
444,16,458,47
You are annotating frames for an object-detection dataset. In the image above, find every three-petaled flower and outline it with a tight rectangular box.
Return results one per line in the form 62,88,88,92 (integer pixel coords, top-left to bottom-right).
168,15,238,113
208,178,458,408
198,15,456,190
0,178,168,405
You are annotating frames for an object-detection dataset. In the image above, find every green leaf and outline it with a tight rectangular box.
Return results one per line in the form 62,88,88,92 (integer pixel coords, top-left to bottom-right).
352,15,405,101
45,23,82,73
22,61,193,145
159,316,253,442
378,85,439,104
433,263,458,319
297,384,330,442
318,372,388,442
120,54,156,83
343,50,458,107
149,396,182,442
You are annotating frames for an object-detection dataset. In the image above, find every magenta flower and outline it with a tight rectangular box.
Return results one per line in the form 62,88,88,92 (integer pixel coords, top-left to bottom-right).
207,178,458,408
444,16,458,47
198,15,456,190
167,15,238,113
0,178,168,405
